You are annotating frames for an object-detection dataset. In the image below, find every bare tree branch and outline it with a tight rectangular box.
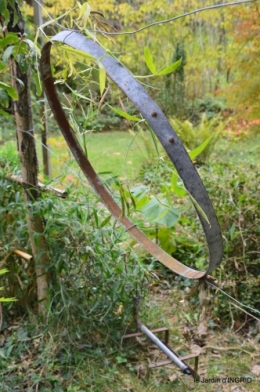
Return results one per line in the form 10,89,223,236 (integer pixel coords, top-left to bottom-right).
5,174,67,198
93,0,255,36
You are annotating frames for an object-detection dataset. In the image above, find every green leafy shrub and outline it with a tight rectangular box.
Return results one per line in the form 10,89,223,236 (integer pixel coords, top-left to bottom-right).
188,97,227,122
139,145,260,326
202,162,260,324
0,168,153,389
0,172,151,337
76,106,123,132
169,114,224,163
0,269,17,302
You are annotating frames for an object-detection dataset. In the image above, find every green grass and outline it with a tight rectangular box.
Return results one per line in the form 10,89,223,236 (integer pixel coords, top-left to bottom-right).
84,131,151,180
1,129,161,186
42,130,159,184
1,131,152,181
211,133,260,165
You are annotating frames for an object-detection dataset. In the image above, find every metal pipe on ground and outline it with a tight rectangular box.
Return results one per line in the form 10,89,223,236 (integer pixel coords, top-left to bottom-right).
139,323,191,375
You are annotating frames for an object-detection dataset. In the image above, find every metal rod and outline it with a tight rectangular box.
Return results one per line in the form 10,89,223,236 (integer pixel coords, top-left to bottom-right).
139,323,191,374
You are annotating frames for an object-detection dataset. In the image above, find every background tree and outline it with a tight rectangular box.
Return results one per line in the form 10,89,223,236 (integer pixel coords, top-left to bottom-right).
33,0,51,177
1,0,49,315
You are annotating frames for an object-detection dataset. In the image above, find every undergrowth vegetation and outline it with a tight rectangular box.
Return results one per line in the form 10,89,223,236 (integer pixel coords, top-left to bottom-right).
140,134,260,328
169,114,224,163
0,132,259,390
0,169,151,390
0,173,150,329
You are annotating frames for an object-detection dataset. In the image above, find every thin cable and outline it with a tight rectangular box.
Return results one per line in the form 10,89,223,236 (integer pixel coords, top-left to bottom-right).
206,279,260,320
230,302,259,323
91,0,255,36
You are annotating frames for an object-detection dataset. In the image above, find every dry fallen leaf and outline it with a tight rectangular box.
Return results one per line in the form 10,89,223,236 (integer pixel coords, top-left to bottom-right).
21,359,31,370
135,336,146,346
197,321,208,338
190,343,206,356
251,364,260,375
149,348,162,361
135,364,146,379
168,373,178,382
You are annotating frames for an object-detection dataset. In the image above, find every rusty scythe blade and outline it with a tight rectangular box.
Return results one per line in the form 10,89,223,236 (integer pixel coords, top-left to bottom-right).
40,30,223,279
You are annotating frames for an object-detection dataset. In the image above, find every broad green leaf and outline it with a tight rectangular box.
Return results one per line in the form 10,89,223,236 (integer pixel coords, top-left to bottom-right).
0,88,9,107
2,45,14,63
17,54,28,73
0,109,11,117
23,38,41,56
130,185,149,209
144,46,157,75
11,1,18,27
155,205,180,228
98,62,106,95
130,185,148,198
1,8,10,26
0,82,18,100
109,106,141,122
189,136,212,160
134,194,149,210
170,171,187,197
157,58,182,76
141,197,179,228
0,32,19,49
0,268,9,275
158,227,177,254
0,0,7,14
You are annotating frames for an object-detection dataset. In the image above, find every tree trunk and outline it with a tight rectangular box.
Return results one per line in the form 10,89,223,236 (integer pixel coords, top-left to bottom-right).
33,0,51,177
7,1,49,315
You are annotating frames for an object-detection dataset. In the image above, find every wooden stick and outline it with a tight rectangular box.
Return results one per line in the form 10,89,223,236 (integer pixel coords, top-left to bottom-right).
5,174,67,198
13,249,32,260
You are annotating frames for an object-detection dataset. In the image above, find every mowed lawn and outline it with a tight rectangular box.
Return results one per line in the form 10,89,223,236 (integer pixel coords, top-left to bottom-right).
1,129,161,183
84,131,149,180
44,130,161,183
